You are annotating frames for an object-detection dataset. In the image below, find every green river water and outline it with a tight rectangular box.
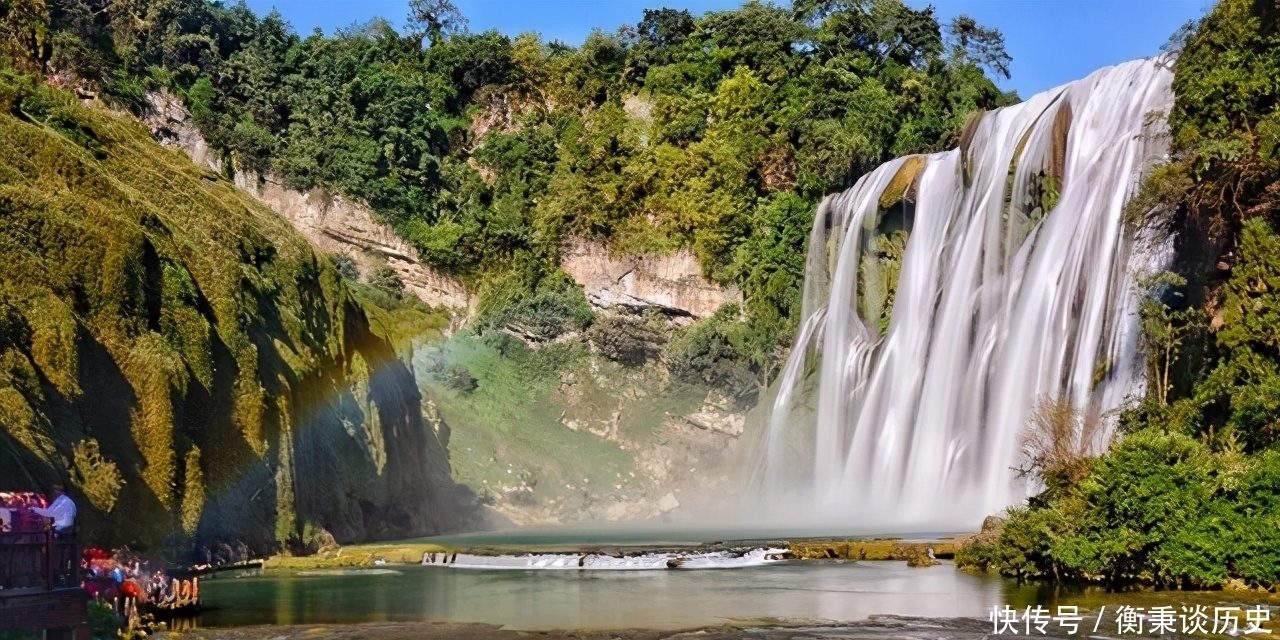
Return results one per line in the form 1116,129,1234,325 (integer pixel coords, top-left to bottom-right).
187,527,1276,633
192,562,1275,633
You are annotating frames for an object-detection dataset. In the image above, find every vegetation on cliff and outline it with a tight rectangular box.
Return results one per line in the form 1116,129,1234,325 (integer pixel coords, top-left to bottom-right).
0,70,472,555
959,0,1280,590
0,0,1014,394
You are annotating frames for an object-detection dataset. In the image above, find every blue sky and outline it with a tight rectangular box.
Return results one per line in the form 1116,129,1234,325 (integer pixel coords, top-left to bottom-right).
243,0,1211,98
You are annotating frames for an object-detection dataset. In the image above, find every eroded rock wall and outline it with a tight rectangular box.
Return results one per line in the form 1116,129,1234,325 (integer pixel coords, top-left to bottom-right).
561,240,742,319
145,94,742,323
143,92,473,316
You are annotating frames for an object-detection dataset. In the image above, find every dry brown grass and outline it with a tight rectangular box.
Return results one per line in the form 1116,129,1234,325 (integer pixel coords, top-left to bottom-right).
1018,396,1110,489
788,539,959,561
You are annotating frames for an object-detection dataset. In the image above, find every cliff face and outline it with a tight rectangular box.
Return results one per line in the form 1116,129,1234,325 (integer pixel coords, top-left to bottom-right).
560,241,742,319
135,93,749,528
144,94,740,323
0,79,475,555
146,93,473,319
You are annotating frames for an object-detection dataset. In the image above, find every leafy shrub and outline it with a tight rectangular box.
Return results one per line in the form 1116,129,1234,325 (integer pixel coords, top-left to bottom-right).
71,438,124,513
586,313,665,367
480,273,594,341
368,264,406,300
665,305,758,405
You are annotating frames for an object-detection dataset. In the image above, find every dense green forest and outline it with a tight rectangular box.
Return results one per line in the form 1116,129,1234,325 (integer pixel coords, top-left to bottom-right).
0,0,1015,391
958,0,1280,591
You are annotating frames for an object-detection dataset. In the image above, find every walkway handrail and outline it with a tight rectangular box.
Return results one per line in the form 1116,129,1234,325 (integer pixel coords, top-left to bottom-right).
0,527,80,591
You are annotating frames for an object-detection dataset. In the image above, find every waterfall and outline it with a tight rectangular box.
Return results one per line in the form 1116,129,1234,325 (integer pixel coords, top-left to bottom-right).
747,58,1176,531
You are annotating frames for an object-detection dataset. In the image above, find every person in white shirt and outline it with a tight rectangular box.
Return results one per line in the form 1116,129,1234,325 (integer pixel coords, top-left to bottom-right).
32,484,76,533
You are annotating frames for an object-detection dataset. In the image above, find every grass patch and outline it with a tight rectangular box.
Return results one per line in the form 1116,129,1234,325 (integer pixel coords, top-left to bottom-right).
265,542,450,570
420,334,638,508
789,539,961,561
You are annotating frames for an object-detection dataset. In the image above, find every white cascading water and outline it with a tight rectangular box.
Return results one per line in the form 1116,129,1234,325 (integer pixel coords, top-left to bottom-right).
747,57,1176,531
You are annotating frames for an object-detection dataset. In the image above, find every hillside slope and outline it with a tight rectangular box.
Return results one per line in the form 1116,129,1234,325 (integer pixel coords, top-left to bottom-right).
0,74,477,556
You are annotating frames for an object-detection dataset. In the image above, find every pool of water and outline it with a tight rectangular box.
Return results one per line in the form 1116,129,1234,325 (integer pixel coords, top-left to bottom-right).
197,561,1007,630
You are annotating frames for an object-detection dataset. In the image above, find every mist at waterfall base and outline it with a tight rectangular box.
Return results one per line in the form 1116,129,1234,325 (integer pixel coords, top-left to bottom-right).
729,56,1177,535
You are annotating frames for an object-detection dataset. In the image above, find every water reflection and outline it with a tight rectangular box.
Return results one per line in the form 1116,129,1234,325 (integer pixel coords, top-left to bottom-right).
197,562,1006,631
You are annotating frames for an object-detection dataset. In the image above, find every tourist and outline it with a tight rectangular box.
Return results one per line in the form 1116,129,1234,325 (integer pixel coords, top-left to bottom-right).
31,484,76,535
149,570,167,601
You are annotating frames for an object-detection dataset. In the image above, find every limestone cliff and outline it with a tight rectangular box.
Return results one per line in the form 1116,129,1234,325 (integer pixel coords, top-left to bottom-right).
144,94,741,323
0,80,477,556
561,240,742,319
144,92,473,318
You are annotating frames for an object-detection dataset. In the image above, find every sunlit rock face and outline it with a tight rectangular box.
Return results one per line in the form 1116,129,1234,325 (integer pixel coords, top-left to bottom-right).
748,58,1176,530
561,239,742,319
144,92,474,317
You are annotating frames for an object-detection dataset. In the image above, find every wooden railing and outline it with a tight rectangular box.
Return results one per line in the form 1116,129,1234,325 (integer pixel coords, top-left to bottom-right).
0,529,79,591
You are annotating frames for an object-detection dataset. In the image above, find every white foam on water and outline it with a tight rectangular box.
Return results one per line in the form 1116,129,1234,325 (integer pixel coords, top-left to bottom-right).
428,547,790,570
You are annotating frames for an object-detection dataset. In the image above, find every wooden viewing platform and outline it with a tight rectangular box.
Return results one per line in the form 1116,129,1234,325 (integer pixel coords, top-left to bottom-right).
0,529,90,638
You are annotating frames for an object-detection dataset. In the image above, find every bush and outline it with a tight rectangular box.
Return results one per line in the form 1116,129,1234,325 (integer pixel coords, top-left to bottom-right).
368,264,406,300
665,305,758,405
1017,396,1107,498
480,273,594,341
442,364,479,393
586,313,665,367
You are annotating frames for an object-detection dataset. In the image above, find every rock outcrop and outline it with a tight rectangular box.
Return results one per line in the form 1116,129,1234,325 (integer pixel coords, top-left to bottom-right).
561,240,741,319
145,93,740,323
143,92,473,316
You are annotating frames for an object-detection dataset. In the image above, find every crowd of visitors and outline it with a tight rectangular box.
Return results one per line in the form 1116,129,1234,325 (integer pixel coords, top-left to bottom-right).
82,548,189,603
2,485,198,614
1,484,77,535
0,492,51,533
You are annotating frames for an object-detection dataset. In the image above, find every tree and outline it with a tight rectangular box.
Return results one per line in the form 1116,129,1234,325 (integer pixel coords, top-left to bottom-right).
803,0,944,69
946,15,1011,79
0,0,53,73
1137,272,1204,408
624,7,696,83
407,0,466,47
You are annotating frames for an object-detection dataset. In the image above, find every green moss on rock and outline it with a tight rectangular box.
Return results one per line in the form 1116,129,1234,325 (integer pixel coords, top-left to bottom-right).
0,75,472,555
